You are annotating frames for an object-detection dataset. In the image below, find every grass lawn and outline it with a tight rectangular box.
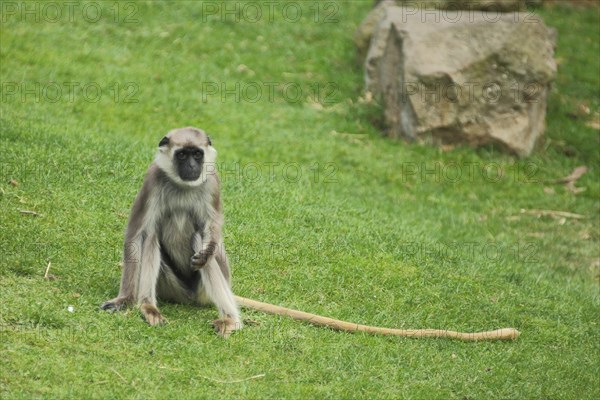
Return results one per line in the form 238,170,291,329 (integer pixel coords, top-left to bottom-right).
1,1,598,399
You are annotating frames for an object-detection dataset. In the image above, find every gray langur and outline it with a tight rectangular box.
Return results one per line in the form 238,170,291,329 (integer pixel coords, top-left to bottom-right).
101,127,240,337
101,127,520,341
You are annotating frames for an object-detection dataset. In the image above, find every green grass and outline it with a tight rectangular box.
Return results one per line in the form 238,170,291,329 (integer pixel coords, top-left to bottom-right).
1,1,599,399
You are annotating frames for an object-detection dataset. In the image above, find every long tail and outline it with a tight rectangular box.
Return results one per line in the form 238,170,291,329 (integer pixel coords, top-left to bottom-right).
235,296,519,341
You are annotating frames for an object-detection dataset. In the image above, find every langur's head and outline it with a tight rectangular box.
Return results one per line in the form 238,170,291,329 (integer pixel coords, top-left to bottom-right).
155,127,217,187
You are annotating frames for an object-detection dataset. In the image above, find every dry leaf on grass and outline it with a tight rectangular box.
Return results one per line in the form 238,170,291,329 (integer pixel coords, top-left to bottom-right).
586,119,600,130
19,210,42,217
546,165,588,193
544,187,555,194
329,130,369,146
578,103,591,115
519,209,585,219
43,262,57,281
200,374,265,384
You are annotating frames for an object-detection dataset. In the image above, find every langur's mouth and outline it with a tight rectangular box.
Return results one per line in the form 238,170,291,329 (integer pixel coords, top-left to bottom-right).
180,164,203,181
181,172,202,181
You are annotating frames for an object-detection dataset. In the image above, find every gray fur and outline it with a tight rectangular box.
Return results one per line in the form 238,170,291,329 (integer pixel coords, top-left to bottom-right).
101,127,241,333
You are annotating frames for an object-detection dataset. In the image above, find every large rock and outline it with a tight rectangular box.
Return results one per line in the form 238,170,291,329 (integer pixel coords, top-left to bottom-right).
354,0,397,61
357,1,528,61
363,7,557,156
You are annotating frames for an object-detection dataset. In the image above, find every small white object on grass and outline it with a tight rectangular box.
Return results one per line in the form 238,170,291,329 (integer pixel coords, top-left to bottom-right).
68,305,74,313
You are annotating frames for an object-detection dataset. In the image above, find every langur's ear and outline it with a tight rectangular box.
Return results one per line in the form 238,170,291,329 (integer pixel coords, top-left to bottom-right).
207,136,212,146
159,136,170,147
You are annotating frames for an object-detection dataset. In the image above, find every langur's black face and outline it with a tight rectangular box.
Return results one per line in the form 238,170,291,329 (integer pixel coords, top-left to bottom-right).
155,127,216,187
174,147,204,181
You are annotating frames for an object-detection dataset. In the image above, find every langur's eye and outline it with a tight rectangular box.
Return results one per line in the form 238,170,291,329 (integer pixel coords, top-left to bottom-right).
176,152,186,160
193,150,203,159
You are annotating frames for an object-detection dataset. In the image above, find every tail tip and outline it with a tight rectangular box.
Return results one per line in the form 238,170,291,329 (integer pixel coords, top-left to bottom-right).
495,328,520,340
